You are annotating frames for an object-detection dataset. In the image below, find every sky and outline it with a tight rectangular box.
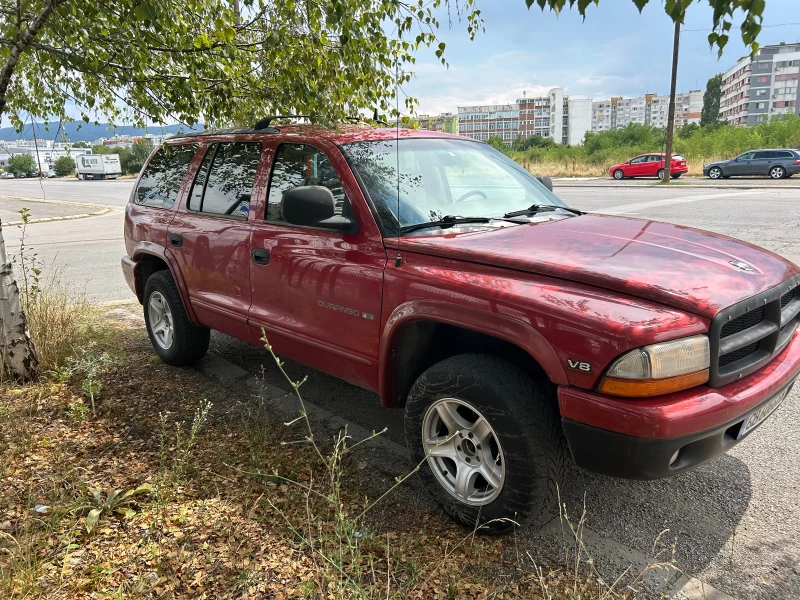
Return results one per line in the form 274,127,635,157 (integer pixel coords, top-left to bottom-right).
405,0,800,114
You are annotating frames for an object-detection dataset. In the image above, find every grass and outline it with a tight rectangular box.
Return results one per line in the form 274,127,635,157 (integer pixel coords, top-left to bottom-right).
0,311,679,599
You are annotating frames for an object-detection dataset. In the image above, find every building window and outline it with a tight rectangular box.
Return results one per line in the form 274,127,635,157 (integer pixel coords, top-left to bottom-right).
756,76,768,83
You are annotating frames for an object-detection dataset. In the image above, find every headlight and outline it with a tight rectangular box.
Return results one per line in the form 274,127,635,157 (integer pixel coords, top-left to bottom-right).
597,335,710,398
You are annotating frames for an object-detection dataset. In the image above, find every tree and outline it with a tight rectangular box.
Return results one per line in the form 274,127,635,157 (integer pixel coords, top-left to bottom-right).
701,74,723,127
8,154,35,173
485,136,509,152
125,139,155,175
529,1,765,55
71,141,90,148
0,0,482,378
53,155,75,176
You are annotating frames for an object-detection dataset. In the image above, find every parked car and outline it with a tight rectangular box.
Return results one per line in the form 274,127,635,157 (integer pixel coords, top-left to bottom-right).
14,172,26,178
609,153,688,180
123,121,800,532
704,149,800,180
0,172,15,179
46,169,57,178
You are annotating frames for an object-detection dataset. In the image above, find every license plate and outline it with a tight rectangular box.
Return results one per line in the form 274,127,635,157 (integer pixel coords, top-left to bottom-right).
738,381,794,439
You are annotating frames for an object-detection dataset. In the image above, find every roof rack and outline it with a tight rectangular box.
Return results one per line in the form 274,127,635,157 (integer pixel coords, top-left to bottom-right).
253,115,312,131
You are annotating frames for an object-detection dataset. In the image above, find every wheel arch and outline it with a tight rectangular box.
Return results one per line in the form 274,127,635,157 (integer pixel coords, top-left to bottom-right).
131,243,200,325
379,300,568,408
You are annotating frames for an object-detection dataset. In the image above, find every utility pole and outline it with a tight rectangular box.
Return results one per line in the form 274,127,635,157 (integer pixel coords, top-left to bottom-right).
663,16,681,184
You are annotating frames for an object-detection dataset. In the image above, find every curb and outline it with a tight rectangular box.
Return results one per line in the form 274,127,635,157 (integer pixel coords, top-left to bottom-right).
0,194,115,225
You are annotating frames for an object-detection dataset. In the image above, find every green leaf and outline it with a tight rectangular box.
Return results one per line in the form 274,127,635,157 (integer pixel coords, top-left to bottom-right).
85,508,102,533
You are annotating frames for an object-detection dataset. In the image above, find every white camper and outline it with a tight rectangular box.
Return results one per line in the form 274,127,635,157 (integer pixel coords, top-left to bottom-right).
75,154,121,180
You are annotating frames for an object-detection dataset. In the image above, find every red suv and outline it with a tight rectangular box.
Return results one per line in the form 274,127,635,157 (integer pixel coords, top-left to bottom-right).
609,153,688,180
123,120,800,531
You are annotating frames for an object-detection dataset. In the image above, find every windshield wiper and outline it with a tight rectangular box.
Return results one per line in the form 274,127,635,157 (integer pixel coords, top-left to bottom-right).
399,215,493,234
503,204,585,218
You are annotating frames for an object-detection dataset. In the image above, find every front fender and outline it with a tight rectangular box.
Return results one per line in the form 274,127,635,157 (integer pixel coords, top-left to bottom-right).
378,299,568,407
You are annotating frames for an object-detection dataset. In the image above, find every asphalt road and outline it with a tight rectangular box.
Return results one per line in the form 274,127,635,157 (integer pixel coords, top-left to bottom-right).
2,177,799,598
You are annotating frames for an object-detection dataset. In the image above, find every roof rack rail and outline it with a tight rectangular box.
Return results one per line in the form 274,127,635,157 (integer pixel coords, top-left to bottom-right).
253,115,312,131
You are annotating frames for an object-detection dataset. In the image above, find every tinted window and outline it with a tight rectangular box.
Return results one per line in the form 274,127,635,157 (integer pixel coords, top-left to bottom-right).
134,145,197,209
188,142,261,217
754,151,774,159
774,151,794,159
739,152,756,160
266,144,349,224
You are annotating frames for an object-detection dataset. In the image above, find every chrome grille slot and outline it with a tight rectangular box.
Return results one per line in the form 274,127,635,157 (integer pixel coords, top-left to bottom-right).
709,275,800,387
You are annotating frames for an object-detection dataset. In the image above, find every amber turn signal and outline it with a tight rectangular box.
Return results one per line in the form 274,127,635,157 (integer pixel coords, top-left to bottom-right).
597,369,709,398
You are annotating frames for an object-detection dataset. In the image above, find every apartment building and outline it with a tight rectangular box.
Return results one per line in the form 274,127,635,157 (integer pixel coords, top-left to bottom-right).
457,87,593,146
415,113,458,134
720,42,800,125
591,91,702,132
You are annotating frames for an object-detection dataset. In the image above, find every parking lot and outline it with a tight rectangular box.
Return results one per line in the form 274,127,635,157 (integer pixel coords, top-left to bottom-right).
1,176,799,598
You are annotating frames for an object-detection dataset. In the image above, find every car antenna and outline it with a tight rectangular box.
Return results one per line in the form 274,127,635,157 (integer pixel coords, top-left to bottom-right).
394,61,403,268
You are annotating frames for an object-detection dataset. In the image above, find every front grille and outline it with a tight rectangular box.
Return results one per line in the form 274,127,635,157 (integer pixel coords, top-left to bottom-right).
720,306,765,339
719,342,759,367
709,275,800,387
782,289,795,309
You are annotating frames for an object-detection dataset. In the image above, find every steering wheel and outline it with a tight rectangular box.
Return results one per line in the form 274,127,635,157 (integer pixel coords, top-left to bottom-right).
455,190,488,203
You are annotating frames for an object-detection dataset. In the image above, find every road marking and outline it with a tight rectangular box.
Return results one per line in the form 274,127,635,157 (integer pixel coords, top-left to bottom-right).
602,190,762,214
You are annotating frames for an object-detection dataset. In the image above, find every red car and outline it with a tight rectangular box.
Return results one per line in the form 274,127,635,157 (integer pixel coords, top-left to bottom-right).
609,152,688,180
123,120,800,532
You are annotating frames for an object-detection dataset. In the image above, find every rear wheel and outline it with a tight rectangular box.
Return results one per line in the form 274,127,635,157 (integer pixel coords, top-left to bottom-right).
672,173,681,179
612,169,624,180
405,354,567,534
143,270,210,365
770,166,786,180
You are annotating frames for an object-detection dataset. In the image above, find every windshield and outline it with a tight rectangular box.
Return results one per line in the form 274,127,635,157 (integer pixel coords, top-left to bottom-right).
341,138,566,234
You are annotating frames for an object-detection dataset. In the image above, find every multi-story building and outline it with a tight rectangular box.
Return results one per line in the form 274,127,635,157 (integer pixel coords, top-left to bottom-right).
591,91,702,132
720,42,800,125
415,113,458,134
457,87,593,146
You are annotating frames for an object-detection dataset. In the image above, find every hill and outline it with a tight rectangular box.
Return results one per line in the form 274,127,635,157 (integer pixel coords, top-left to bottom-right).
0,121,195,143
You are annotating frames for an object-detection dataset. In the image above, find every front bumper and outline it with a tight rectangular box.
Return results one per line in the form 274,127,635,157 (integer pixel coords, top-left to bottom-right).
559,328,800,479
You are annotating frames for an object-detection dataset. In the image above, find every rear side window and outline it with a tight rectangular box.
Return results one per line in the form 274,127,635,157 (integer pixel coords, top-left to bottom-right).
774,151,794,159
134,144,197,209
188,142,262,217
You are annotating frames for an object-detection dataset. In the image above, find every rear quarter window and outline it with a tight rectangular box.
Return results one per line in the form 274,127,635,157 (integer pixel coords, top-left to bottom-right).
134,144,198,209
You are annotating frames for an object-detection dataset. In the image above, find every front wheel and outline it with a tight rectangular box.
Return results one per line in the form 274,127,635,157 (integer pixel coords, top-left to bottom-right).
657,168,666,180
143,270,210,366
405,354,568,534
770,166,786,179
708,167,723,179
612,169,624,180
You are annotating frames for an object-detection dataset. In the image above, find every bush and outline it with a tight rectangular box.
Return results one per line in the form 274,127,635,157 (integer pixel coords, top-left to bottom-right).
52,155,75,177
485,135,508,152
8,154,36,173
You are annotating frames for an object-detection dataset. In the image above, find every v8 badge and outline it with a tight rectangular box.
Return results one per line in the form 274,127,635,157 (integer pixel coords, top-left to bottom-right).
567,359,592,373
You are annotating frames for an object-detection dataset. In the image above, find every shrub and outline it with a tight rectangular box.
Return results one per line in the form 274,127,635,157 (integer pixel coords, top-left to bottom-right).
52,155,75,177
7,154,35,173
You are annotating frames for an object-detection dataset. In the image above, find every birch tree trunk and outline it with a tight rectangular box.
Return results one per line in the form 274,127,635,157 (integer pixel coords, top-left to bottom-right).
0,218,38,380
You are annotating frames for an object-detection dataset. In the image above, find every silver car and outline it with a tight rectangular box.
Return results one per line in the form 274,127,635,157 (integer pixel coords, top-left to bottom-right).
704,149,800,180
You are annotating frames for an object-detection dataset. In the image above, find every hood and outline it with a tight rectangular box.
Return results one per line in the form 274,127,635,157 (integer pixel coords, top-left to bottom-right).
706,159,732,167
395,214,800,318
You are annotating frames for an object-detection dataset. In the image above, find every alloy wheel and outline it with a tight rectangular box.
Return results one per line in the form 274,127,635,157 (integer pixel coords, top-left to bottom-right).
422,398,505,506
770,166,785,179
148,291,175,350
613,170,624,180
709,167,722,179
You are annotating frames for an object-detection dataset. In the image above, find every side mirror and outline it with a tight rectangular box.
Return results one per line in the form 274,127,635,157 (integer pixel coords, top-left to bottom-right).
535,175,553,192
281,185,357,233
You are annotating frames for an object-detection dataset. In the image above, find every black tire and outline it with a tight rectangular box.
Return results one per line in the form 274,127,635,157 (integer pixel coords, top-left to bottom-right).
657,168,665,180
143,270,210,366
612,169,624,180
673,173,681,179
404,354,568,534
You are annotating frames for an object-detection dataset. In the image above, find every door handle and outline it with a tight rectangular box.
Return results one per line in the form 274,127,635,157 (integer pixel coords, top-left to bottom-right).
251,248,270,265
169,233,183,247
